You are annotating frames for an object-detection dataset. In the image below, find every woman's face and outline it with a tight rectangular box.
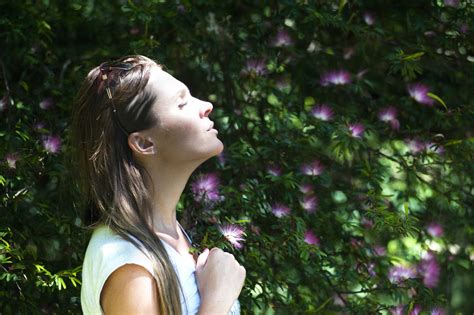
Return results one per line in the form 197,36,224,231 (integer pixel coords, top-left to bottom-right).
144,66,224,163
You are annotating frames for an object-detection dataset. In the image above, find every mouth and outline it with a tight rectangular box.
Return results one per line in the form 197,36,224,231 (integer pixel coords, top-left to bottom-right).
207,122,214,131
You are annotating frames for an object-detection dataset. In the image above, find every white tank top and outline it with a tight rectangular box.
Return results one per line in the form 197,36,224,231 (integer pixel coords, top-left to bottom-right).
81,224,240,314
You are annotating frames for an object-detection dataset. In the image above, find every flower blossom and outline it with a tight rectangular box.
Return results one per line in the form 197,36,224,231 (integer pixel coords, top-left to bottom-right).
271,203,291,217
408,83,434,105
218,224,245,249
33,121,46,131
390,305,404,315
430,307,446,315
425,142,445,155
42,135,62,154
418,253,440,288
406,138,426,154
39,97,54,110
191,173,221,203
5,152,20,169
304,230,320,245
427,222,444,237
217,152,226,167
348,123,365,138
300,160,324,176
242,58,267,76
444,0,460,8
300,195,318,214
320,70,352,86
271,29,293,47
311,104,334,121
378,106,400,130
0,95,9,112
388,265,417,283
363,12,375,25
267,164,282,176
298,183,314,194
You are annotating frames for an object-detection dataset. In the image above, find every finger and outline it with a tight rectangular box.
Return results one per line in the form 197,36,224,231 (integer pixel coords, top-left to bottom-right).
196,248,210,269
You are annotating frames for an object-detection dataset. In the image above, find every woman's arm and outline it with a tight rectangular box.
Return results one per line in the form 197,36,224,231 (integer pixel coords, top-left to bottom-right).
101,264,160,314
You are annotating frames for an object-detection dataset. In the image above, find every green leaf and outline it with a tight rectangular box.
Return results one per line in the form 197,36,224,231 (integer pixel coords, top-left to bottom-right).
402,52,425,61
266,94,281,106
427,92,448,110
338,0,348,13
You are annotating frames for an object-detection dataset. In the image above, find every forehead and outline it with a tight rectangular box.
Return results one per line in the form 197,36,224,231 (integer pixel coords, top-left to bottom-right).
147,67,187,102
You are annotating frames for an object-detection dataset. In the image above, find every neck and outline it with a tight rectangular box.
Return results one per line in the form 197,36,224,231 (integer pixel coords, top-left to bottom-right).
142,157,203,238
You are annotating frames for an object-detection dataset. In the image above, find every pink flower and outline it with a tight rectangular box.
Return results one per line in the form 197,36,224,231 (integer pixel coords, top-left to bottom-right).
129,26,140,35
311,104,334,121
242,58,267,76
298,183,314,194
425,142,445,155
361,217,374,229
217,152,226,167
363,12,376,25
320,70,352,86
348,123,365,138
373,245,386,256
39,97,54,110
42,135,62,154
408,83,434,106
218,224,245,249
300,160,324,176
33,121,46,131
300,195,318,214
390,305,404,315
0,95,9,112
304,230,320,245
275,76,290,90
444,0,460,8
271,29,293,47
418,254,440,288
5,152,20,169
388,265,417,283
267,164,282,176
410,305,422,315
191,173,221,203
406,138,426,154
378,106,400,130
431,307,446,315
427,222,444,237
271,203,291,217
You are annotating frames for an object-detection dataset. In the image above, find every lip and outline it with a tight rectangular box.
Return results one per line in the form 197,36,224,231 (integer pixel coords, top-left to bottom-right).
207,122,214,131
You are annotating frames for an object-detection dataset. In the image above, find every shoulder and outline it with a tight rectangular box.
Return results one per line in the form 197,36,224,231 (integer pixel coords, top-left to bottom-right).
101,264,160,314
83,225,154,271
81,225,157,313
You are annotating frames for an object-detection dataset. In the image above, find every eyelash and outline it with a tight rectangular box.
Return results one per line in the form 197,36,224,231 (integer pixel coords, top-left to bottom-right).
179,101,188,108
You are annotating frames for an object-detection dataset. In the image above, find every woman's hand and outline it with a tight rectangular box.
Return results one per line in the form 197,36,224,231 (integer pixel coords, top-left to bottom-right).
195,248,246,315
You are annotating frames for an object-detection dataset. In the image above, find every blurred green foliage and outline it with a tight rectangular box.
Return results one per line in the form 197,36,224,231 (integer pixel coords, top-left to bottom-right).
1,0,473,313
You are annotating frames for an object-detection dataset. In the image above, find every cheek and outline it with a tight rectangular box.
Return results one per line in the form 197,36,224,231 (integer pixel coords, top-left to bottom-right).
160,118,197,142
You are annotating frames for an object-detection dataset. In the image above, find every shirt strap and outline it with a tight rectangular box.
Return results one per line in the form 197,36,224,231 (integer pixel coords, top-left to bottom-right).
177,221,194,245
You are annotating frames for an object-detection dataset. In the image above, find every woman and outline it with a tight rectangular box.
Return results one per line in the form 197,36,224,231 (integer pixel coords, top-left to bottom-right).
70,55,245,314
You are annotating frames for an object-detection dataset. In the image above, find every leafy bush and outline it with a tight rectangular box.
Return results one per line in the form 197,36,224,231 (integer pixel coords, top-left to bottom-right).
1,1,473,313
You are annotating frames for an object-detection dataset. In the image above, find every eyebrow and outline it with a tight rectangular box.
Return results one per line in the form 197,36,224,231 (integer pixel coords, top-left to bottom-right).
174,86,190,101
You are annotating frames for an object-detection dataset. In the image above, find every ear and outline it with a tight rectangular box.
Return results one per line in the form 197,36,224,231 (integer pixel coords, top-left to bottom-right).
128,132,156,156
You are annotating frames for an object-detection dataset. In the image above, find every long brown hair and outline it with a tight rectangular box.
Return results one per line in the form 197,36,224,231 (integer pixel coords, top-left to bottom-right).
70,55,183,314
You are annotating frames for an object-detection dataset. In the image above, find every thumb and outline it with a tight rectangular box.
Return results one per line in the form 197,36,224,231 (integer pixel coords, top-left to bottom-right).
196,248,210,270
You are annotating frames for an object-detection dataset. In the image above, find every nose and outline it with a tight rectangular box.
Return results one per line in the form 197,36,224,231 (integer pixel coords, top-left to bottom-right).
200,101,213,118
